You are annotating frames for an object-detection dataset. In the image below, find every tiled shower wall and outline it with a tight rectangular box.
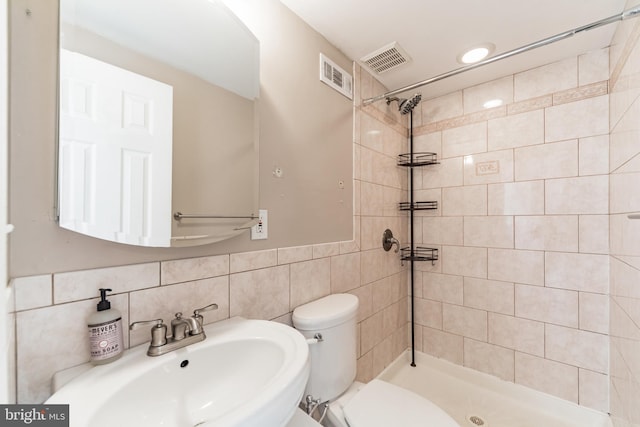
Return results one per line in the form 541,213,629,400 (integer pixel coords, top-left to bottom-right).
7,65,410,404
410,49,611,411
609,0,640,425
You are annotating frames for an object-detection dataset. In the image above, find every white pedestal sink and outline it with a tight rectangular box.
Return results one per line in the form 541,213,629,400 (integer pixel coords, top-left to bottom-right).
46,317,310,427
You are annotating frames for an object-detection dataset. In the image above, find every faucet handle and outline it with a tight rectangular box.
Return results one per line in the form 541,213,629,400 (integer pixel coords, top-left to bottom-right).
193,303,218,316
129,319,164,330
189,303,218,336
129,319,167,347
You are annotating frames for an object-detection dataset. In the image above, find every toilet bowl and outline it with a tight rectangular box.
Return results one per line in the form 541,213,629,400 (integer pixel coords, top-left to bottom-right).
292,294,459,427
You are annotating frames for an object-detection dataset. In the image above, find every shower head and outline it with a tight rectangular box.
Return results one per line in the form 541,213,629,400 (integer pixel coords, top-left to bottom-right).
386,93,422,115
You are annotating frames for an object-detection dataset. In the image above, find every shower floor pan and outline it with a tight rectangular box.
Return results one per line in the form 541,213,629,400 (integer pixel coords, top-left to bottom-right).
377,351,611,427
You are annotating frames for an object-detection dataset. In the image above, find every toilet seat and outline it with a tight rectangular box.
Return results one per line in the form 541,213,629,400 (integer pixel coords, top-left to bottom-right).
342,379,459,427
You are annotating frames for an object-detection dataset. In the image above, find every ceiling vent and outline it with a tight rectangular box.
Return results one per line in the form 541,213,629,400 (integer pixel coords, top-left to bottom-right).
319,53,353,100
360,42,412,74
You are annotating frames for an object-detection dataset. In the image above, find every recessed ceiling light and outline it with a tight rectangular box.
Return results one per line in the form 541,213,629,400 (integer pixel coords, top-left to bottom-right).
483,99,503,109
457,43,495,64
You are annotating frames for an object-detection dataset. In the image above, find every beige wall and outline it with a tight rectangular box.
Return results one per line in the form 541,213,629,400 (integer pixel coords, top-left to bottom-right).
9,0,352,276
410,49,611,412
609,0,640,425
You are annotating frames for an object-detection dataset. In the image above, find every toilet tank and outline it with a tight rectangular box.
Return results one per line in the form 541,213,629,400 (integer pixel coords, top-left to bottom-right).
292,294,359,403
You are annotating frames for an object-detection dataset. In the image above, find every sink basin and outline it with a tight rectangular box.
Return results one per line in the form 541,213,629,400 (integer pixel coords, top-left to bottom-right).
46,317,310,427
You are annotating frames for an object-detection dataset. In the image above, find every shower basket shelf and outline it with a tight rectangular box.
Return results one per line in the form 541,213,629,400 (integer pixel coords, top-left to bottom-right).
400,247,438,264
397,152,439,167
398,201,438,211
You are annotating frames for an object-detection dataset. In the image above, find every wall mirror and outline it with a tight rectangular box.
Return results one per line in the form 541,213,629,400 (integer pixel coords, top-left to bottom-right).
57,0,260,247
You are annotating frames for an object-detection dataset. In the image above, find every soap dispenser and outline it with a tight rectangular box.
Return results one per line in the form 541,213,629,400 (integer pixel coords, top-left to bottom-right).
88,288,124,365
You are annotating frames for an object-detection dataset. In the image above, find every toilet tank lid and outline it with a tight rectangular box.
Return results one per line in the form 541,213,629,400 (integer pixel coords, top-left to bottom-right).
292,293,359,330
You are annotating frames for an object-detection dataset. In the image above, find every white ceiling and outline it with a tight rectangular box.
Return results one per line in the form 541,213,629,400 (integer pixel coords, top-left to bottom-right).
279,0,628,100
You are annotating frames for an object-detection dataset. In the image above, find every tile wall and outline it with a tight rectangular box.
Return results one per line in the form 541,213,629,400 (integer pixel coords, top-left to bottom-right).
410,49,611,411
609,0,640,425
7,64,410,404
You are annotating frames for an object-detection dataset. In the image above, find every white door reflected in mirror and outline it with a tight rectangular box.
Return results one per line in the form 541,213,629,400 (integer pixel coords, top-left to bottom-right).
57,0,260,247
59,49,174,246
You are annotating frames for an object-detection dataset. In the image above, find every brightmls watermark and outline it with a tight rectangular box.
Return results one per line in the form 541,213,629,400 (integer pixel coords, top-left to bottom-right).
1,405,69,426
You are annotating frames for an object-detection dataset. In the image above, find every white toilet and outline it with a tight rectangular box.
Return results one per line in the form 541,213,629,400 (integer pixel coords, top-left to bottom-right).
292,293,460,427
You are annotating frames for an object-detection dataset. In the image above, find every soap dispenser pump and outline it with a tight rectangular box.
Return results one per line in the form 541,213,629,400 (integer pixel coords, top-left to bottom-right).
88,288,124,365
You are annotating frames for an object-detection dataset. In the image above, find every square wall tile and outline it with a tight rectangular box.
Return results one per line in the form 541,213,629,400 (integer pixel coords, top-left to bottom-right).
464,216,514,249
515,140,578,181
422,327,464,365
545,252,609,293
442,246,488,279
360,113,385,153
278,245,313,265
579,215,610,254
611,214,640,257
361,249,398,285
579,135,609,176
488,181,544,215
611,256,640,298
161,255,229,285
360,311,384,354
415,298,443,329
579,369,609,412
464,277,514,315
545,95,609,143
12,275,52,311
414,132,442,158
579,292,609,334
611,172,640,213
579,48,609,86
464,338,515,382
488,109,544,151
422,273,464,305
230,249,277,273
488,248,544,286
488,313,544,356
313,242,340,259
422,91,463,124
361,217,390,251
443,304,487,341
422,157,464,189
422,217,463,246
290,258,331,309
515,215,578,252
463,76,514,115
229,265,289,320
545,324,608,373
360,182,385,216
54,263,159,304
331,252,362,293
545,175,609,215
351,283,373,322
372,273,404,312
514,57,578,101
442,185,487,216
515,284,578,328
515,352,578,403
442,122,487,158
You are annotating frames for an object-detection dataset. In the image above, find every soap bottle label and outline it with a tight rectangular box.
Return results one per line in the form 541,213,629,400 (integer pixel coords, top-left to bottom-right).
89,318,124,361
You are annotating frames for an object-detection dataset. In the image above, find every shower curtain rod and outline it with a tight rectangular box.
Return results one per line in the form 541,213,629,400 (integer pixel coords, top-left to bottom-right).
362,5,640,106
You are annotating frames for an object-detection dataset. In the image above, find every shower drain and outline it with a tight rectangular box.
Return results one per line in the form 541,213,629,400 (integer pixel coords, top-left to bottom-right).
467,415,487,426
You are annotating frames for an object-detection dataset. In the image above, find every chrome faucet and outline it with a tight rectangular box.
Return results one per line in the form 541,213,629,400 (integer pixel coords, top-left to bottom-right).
130,303,219,357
